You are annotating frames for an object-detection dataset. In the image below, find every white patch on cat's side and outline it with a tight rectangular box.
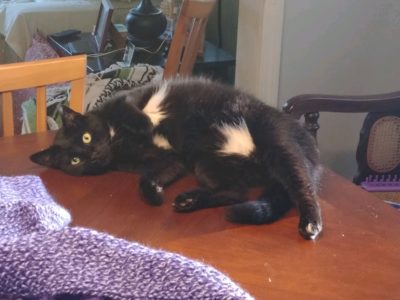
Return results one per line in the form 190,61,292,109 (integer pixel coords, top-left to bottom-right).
153,134,172,150
143,83,169,126
217,119,255,157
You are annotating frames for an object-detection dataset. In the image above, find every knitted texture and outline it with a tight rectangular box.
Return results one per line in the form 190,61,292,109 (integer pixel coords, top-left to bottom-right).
0,176,253,300
0,176,71,238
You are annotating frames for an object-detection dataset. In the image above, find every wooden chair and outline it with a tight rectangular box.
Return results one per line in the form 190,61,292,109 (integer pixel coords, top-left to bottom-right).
163,0,216,79
283,92,400,185
0,55,86,137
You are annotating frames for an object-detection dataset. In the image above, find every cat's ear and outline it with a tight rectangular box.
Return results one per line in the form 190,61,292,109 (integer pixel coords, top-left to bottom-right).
30,146,60,167
60,105,83,128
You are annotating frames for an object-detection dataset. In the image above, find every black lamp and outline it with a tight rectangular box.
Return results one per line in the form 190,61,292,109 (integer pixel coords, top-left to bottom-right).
125,0,167,49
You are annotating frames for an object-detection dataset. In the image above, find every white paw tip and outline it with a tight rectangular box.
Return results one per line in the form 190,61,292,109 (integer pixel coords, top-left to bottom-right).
306,223,322,240
151,181,163,193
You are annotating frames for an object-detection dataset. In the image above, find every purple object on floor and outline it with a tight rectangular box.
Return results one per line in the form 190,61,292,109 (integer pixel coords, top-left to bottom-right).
0,176,253,300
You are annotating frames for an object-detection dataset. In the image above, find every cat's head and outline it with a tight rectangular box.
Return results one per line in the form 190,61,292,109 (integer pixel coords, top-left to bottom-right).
30,106,113,175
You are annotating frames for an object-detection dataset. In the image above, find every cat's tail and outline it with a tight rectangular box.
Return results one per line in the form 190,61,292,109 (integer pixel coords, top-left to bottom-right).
225,185,292,224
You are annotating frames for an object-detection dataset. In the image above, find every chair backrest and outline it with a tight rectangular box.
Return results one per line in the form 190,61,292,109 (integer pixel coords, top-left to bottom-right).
354,110,400,184
283,92,400,184
163,0,216,79
0,55,86,137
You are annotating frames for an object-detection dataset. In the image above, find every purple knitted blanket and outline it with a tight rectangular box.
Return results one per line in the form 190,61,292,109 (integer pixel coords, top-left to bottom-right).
0,176,253,300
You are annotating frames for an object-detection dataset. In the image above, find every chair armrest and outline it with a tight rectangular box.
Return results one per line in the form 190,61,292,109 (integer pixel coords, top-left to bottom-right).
282,91,400,138
283,91,400,119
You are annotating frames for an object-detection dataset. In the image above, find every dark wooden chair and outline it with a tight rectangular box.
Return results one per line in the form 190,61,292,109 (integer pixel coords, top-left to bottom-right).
283,91,400,185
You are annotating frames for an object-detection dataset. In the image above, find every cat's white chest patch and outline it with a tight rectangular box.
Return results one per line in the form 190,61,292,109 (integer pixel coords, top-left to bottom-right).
217,119,255,157
143,83,169,126
153,134,172,150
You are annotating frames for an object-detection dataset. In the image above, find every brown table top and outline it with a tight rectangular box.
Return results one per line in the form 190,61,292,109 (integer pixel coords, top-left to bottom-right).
1,132,400,300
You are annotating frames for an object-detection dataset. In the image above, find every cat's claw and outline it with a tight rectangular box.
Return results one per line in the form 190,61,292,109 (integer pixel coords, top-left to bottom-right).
139,178,164,206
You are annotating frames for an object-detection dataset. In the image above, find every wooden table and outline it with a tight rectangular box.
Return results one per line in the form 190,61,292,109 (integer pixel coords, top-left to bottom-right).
1,132,400,300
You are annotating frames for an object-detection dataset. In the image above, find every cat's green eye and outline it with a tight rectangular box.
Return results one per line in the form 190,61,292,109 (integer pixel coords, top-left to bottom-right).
71,157,81,165
82,132,92,144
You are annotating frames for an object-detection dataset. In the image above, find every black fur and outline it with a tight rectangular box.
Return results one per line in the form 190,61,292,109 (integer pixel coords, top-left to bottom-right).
31,77,323,240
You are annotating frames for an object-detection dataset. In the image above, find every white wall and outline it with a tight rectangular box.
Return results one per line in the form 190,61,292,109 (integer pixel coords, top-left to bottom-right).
237,0,400,179
279,0,400,179
236,0,284,107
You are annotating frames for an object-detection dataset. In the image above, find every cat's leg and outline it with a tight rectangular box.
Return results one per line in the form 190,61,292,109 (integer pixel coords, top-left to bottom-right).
271,148,323,240
174,188,247,212
226,180,293,224
173,159,248,212
139,153,187,206
292,166,323,240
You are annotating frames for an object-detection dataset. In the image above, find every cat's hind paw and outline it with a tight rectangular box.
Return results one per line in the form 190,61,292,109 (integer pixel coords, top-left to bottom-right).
139,178,164,206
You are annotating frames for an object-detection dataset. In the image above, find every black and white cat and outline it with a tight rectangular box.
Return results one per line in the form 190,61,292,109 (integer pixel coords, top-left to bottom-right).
31,77,323,240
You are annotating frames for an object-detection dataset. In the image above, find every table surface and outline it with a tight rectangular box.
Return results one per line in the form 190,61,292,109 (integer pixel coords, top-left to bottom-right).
1,132,400,300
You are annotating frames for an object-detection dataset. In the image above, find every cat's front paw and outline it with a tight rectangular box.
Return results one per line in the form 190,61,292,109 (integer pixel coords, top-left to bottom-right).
139,178,164,206
173,191,202,212
298,217,323,240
